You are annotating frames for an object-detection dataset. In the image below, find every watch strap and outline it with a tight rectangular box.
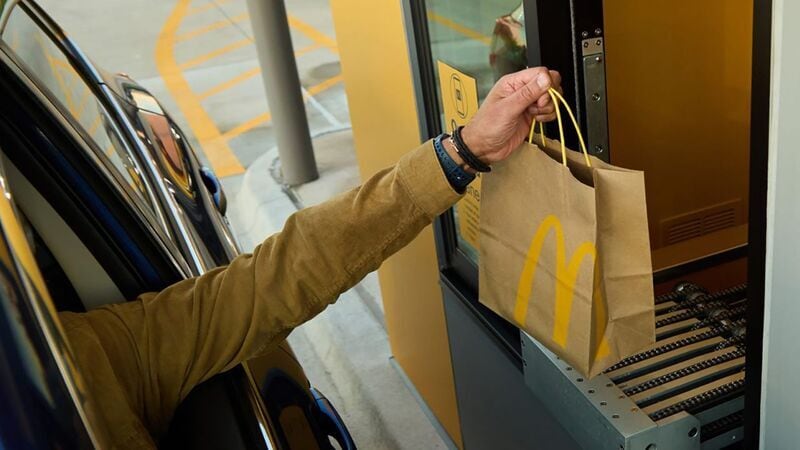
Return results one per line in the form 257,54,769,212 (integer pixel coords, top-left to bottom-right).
434,133,475,192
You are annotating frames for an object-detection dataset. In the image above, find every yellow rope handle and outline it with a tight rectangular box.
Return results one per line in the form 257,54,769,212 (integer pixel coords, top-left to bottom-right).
529,119,546,147
549,88,591,167
539,122,545,146
526,87,592,168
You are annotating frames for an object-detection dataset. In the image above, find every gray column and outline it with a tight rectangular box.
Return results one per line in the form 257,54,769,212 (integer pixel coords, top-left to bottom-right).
759,0,800,447
246,0,318,185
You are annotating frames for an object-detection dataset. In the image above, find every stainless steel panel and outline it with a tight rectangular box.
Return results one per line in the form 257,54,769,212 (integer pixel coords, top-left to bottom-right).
522,334,702,449
581,37,610,162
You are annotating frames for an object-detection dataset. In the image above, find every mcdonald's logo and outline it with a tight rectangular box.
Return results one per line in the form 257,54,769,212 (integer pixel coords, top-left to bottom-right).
513,214,610,359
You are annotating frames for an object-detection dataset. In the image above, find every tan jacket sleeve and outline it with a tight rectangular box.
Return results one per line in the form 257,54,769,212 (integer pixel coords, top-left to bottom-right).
59,140,462,435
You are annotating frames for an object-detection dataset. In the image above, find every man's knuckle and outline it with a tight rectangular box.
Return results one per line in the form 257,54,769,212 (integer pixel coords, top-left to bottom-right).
519,84,538,101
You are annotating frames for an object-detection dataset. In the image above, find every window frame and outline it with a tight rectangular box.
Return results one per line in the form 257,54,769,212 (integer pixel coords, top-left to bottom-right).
0,157,102,448
0,2,168,237
0,44,191,296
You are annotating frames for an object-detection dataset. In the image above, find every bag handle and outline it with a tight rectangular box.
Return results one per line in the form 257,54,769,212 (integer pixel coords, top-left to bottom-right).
529,88,592,168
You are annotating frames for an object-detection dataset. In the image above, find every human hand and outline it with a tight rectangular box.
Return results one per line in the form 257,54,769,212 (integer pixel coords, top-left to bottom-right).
459,67,561,165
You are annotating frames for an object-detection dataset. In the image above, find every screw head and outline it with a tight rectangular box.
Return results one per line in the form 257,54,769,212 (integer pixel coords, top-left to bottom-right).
583,42,589,48
592,93,601,101
581,30,589,38
596,39,602,45
595,145,605,154
595,56,603,63
595,28,602,35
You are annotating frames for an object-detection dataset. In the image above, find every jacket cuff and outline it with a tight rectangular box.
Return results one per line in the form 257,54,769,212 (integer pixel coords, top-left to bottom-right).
397,139,464,219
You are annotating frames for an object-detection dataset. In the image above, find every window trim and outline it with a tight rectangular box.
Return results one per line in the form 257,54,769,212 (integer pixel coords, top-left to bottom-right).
0,2,171,242
0,48,190,295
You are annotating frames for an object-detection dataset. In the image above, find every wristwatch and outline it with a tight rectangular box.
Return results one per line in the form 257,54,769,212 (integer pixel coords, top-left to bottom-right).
434,133,476,192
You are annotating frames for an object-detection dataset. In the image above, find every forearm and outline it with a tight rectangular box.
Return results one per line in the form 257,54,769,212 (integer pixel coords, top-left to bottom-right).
71,139,463,434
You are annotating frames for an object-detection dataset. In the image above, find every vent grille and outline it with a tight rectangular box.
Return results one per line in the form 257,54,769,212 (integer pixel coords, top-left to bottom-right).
660,200,741,246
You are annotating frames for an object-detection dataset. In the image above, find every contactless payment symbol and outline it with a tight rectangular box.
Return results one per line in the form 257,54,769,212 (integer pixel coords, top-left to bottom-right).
450,73,468,119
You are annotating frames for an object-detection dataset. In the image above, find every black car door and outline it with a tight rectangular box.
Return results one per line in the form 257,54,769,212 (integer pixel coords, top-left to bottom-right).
0,30,282,450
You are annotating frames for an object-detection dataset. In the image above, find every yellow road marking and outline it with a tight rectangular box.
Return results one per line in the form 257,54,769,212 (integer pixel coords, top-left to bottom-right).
294,42,322,58
178,38,251,70
220,74,343,141
287,15,338,54
74,85,93,121
221,112,271,142
38,38,79,115
427,11,492,45
52,58,73,70
198,67,261,100
87,114,103,136
175,12,249,42
158,0,342,175
185,0,231,16
305,74,343,97
156,0,244,177
197,43,321,100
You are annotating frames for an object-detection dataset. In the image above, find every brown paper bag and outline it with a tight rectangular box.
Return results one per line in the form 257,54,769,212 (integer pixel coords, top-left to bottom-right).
479,90,654,377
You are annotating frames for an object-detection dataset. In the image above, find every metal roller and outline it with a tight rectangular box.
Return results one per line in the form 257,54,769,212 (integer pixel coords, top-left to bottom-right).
522,281,750,448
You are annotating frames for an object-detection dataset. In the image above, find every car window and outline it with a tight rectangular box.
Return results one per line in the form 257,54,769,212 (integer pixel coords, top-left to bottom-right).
1,6,154,213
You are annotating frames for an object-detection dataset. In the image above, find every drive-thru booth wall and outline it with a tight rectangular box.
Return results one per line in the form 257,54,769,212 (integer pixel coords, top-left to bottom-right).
331,0,796,448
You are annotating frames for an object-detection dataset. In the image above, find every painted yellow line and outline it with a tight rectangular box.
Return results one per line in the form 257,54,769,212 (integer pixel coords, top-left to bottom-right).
185,0,231,16
175,12,249,42
74,85,93,121
178,38,251,70
427,11,492,45
287,15,338,54
198,67,261,100
87,113,103,136
294,42,323,58
197,43,321,100
220,74,343,141
156,0,244,177
305,74,343,97
35,34,75,113
221,112,271,142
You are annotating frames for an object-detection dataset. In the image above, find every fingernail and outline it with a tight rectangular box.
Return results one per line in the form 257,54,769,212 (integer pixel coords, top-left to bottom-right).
536,74,550,89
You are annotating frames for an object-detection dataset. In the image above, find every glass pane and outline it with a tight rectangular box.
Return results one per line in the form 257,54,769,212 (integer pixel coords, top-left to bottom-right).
426,0,527,265
2,7,153,212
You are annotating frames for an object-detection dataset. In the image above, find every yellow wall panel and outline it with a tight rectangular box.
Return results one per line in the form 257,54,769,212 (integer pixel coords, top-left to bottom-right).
329,0,463,446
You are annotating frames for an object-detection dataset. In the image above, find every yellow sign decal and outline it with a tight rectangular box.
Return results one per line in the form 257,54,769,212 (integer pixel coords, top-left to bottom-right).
437,61,481,251
513,214,597,347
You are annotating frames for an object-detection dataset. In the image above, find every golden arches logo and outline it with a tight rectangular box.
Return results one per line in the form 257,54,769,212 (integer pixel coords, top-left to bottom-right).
513,214,610,358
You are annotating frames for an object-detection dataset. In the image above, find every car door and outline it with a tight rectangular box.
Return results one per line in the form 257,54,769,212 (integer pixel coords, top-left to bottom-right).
0,41,285,449
1,0,235,275
0,146,106,448
10,0,240,272
0,4,354,449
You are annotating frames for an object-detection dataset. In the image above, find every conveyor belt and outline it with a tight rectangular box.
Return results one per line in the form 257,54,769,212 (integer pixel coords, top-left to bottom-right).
609,282,749,444
701,410,745,442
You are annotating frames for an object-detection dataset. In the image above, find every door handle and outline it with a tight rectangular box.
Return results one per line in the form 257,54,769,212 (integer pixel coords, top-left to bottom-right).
311,388,356,450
